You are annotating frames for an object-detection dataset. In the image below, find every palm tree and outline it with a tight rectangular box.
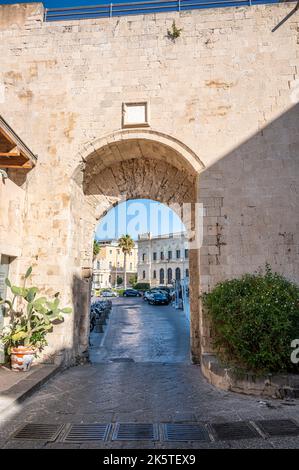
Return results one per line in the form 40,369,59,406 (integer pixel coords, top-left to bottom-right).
93,240,101,260
118,234,135,289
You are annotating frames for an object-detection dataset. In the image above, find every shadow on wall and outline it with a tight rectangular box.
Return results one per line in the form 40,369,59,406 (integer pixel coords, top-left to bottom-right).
199,102,299,354
199,102,299,290
71,273,91,364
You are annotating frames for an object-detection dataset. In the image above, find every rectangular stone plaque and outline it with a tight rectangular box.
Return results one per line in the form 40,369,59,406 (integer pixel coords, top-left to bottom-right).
122,102,149,128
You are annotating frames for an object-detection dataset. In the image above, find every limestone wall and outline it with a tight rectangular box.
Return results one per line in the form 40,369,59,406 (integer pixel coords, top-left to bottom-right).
0,176,25,259
0,2,298,363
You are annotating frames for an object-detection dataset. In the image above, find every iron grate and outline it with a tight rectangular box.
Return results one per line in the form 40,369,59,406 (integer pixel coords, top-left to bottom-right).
211,421,260,441
112,423,159,441
110,357,135,363
255,419,299,437
163,423,211,442
61,424,111,442
13,423,65,441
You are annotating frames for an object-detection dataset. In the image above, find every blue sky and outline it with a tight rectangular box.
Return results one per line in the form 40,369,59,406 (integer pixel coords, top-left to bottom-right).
95,199,185,241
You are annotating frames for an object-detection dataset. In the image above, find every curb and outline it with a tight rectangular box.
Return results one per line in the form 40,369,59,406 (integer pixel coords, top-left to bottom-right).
0,364,61,414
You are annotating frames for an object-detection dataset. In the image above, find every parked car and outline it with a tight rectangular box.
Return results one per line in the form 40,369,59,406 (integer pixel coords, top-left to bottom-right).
101,289,118,297
156,288,172,302
143,290,152,301
123,289,142,297
147,291,169,305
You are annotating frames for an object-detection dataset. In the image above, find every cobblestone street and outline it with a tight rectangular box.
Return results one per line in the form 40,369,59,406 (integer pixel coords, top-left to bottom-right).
1,298,299,449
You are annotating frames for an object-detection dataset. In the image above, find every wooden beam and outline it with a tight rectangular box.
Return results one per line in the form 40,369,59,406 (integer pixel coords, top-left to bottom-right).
0,152,21,158
0,116,37,167
0,126,16,147
0,157,32,169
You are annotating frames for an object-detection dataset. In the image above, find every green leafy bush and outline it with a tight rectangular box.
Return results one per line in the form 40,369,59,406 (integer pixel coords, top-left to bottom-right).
116,289,125,296
133,283,150,291
203,266,299,373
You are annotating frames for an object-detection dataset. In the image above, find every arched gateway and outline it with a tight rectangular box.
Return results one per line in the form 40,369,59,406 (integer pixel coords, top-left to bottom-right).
69,129,205,364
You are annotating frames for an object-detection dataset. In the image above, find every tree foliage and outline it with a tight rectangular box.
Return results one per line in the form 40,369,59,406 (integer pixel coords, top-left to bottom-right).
93,240,101,258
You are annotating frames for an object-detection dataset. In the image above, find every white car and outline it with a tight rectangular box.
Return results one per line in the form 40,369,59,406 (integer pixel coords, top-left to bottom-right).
101,290,118,298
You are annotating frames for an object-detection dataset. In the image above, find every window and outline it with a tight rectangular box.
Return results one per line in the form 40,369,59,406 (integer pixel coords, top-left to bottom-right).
160,251,164,260
130,263,132,270
142,253,146,262
176,250,180,259
97,260,100,269
185,249,189,259
175,267,181,281
186,268,189,278
167,268,172,284
153,252,157,261
117,262,120,267
159,268,165,284
153,270,156,279
117,249,120,255
110,250,112,255
142,270,146,279
168,250,172,260
109,261,112,268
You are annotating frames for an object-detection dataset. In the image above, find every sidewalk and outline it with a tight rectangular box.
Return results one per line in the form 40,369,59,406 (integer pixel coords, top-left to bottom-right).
0,364,59,415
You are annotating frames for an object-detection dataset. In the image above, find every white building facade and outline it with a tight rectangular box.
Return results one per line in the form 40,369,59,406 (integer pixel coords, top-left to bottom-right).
92,240,138,290
137,233,189,287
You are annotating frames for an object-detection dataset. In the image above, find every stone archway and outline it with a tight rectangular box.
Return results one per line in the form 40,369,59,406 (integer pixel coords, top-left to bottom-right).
70,129,204,363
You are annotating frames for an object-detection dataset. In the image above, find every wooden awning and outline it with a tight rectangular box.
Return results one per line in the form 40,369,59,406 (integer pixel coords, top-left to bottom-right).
0,116,37,169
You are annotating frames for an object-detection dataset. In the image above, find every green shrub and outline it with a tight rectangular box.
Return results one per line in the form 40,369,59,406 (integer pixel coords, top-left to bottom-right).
203,266,299,373
133,283,150,291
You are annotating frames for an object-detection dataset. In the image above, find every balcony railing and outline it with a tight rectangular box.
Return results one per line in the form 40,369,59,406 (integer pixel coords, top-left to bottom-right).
44,0,286,22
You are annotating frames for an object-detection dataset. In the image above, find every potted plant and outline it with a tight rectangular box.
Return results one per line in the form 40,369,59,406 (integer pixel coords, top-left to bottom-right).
0,267,72,372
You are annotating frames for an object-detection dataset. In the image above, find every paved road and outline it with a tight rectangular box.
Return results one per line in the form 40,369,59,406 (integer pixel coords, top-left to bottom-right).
1,298,299,449
89,297,190,363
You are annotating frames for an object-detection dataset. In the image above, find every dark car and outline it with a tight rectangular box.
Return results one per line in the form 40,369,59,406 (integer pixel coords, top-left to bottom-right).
123,289,142,297
157,288,172,302
147,291,169,305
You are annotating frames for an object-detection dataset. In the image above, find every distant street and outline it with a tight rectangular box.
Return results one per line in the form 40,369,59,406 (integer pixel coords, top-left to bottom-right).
89,297,190,363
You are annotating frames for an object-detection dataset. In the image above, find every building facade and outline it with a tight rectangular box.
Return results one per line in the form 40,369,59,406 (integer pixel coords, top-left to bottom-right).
92,240,138,290
137,233,189,287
